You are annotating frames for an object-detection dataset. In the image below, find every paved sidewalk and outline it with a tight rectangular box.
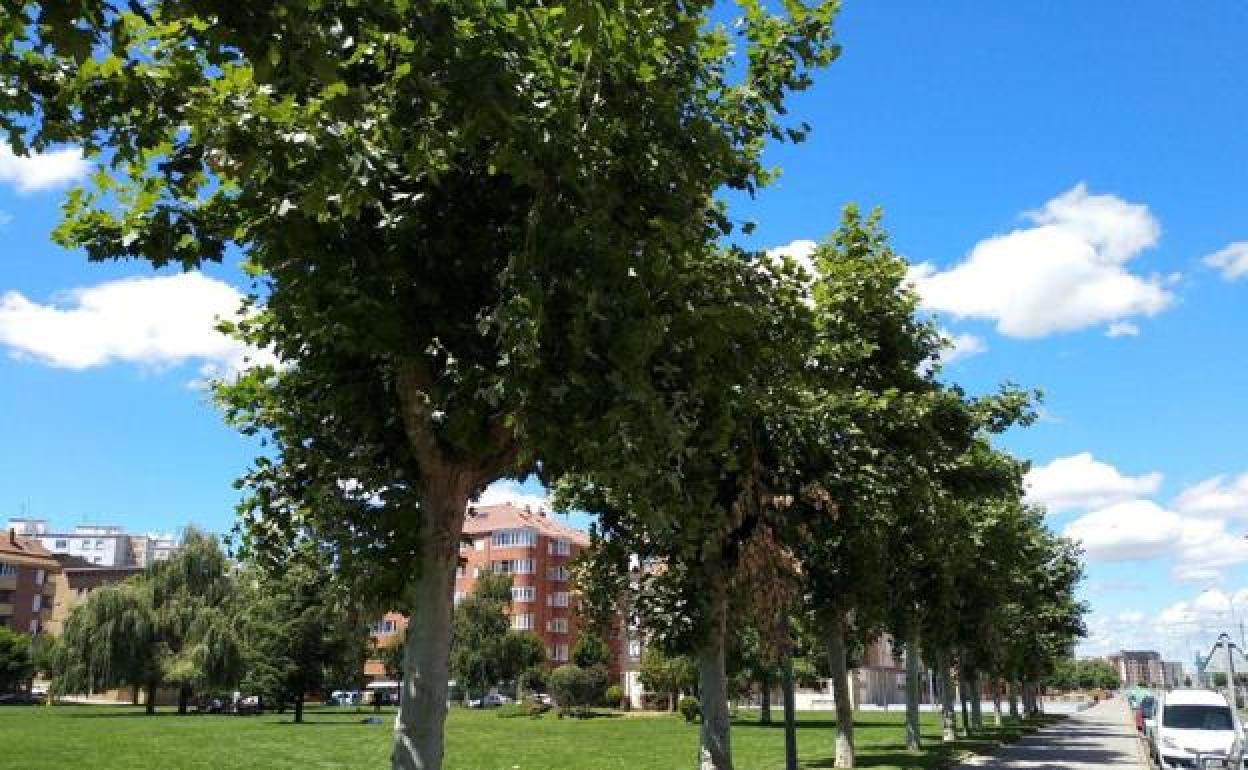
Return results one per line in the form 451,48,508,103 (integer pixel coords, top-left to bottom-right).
957,698,1146,769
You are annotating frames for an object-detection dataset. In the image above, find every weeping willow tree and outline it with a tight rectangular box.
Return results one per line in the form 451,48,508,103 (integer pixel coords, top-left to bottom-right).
54,528,243,713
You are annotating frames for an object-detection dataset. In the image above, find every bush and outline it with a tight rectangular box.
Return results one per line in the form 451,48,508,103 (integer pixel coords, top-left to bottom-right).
679,696,700,724
549,664,591,715
605,685,624,709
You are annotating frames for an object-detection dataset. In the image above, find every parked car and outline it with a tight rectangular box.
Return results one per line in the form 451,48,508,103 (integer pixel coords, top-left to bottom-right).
234,695,263,715
1134,694,1156,732
468,693,513,709
0,692,43,706
1150,689,1244,769
1140,695,1160,747
328,690,363,707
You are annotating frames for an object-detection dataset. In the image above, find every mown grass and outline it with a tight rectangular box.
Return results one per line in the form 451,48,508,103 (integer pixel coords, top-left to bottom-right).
0,704,1055,769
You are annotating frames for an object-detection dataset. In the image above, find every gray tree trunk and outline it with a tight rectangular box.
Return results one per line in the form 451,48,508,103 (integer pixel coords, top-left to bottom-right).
958,668,971,736
904,627,922,752
1007,681,1019,719
782,656,798,770
759,676,772,725
938,657,957,743
969,670,983,730
391,480,469,770
828,613,855,768
698,582,733,770
991,680,1003,727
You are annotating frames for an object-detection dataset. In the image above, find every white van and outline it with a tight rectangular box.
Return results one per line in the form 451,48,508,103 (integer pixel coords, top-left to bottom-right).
1151,689,1245,769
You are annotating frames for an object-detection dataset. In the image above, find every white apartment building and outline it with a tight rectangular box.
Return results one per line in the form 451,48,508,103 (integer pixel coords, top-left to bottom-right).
6,519,179,568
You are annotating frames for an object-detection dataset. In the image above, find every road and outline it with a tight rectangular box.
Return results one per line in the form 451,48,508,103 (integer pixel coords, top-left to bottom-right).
956,698,1146,769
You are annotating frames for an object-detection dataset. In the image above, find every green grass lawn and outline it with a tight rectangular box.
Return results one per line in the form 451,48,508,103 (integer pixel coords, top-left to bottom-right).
0,704,1054,769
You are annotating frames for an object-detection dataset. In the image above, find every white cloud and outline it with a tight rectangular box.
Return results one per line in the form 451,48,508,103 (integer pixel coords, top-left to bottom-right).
1204,242,1248,282
0,143,90,193
1062,499,1182,562
1025,453,1162,514
1174,517,1248,582
1106,321,1139,338
0,272,274,379
474,480,548,513
766,239,818,281
941,332,987,364
1174,473,1248,520
909,183,1173,338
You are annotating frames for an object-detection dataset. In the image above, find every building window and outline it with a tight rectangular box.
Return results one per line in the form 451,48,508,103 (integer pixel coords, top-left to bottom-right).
453,591,465,605
34,569,44,586
547,566,569,581
456,565,466,579
472,566,482,578
546,617,568,634
492,559,534,575
549,644,569,662
0,590,12,603
547,592,569,608
32,594,41,612
511,586,535,603
474,538,486,551
629,640,642,658
0,564,16,578
54,540,67,550
492,529,537,548
511,613,534,631
548,539,571,556
29,619,39,634
95,539,105,549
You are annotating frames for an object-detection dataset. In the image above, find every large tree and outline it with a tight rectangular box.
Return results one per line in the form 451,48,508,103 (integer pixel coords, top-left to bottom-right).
54,529,242,714
1,4,839,767
0,627,33,693
237,544,369,722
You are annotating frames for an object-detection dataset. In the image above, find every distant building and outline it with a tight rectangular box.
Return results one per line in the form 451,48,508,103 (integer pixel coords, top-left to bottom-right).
364,503,617,682
0,529,60,635
6,519,178,568
1109,650,1164,687
44,554,144,636
1162,660,1185,689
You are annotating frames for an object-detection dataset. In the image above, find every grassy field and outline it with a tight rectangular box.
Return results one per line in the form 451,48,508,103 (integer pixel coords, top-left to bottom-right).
0,704,1054,769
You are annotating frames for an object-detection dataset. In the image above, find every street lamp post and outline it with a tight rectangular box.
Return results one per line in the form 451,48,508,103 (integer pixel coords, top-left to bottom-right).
1201,589,1246,651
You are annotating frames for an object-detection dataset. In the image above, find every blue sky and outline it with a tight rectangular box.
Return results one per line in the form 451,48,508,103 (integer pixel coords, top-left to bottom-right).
2,1,1246,668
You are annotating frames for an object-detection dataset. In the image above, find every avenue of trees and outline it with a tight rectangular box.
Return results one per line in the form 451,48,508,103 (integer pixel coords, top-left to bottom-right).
1,3,1085,770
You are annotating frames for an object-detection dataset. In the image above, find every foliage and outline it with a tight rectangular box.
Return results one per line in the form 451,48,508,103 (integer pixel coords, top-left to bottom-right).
637,647,697,708
605,684,624,709
1043,658,1120,691
548,664,593,716
572,632,610,669
679,696,701,724
237,543,370,721
449,575,513,699
0,626,33,692
54,529,243,712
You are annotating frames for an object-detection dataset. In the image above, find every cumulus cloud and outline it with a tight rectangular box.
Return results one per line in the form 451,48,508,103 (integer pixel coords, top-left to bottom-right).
0,272,274,379
765,239,819,281
1025,453,1162,514
1174,473,1248,520
1062,500,1182,562
474,480,549,513
941,332,987,364
0,143,90,193
1204,242,1248,282
909,184,1174,338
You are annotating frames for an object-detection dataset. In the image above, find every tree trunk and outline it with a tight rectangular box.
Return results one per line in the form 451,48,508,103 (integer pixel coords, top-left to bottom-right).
145,680,158,715
130,683,139,706
697,582,733,770
991,680,1003,727
782,656,798,770
759,675,772,725
177,683,190,715
904,627,921,752
671,692,679,712
938,658,957,743
295,693,304,724
391,477,471,770
969,671,982,731
1007,681,1019,719
828,612,855,769
958,669,971,737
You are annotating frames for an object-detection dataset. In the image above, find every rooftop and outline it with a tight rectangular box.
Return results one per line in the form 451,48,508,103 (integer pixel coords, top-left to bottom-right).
0,530,59,564
463,503,590,546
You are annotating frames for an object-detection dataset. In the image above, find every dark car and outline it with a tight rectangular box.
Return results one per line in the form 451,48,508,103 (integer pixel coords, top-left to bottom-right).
0,692,45,706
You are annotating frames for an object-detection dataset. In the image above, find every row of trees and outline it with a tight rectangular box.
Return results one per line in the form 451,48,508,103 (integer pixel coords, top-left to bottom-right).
2,2,1083,769
1043,658,1122,692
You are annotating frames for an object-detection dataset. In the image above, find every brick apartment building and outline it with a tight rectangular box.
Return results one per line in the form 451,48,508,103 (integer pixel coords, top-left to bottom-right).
0,529,59,635
1109,650,1164,688
45,554,145,636
367,503,607,680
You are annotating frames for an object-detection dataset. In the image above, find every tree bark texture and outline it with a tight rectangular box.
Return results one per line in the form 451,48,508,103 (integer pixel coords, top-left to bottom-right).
145,680,157,715
969,670,983,730
390,477,471,770
991,680,1003,727
958,669,971,737
759,677,772,725
295,693,305,724
177,683,190,715
828,612,855,769
1007,681,1019,719
698,582,733,770
782,657,798,770
938,659,957,743
904,627,921,752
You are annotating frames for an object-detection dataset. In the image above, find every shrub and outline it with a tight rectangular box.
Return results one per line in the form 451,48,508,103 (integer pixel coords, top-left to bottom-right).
549,664,591,715
679,696,700,723
605,685,624,709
